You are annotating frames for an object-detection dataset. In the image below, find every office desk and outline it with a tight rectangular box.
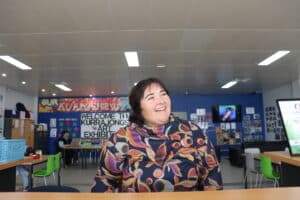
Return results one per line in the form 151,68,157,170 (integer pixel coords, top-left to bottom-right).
2,187,300,200
62,145,102,168
263,151,300,186
21,155,57,189
264,151,300,167
0,157,32,191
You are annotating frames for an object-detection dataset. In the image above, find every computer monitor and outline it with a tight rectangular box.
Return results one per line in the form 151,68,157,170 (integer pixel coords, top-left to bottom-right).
276,99,300,156
218,105,237,122
212,104,242,123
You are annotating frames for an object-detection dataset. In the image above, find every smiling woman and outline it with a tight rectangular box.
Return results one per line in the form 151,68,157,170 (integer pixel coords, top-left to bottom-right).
91,78,223,192
140,83,171,127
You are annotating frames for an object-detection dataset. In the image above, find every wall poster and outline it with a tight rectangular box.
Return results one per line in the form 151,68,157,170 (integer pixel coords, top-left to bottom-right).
80,112,130,139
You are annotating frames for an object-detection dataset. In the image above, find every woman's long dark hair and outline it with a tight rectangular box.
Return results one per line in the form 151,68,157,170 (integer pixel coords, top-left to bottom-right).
129,77,169,125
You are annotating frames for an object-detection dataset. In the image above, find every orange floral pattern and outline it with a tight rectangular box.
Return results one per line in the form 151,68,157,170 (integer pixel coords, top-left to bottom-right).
91,115,222,192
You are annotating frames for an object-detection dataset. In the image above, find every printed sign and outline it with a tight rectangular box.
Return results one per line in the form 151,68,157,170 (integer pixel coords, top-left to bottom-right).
39,97,130,113
80,112,129,139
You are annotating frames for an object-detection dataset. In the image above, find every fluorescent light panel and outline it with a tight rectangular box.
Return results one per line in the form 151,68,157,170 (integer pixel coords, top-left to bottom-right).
0,55,32,70
124,51,139,67
55,84,72,92
258,50,290,66
156,64,166,68
221,80,238,89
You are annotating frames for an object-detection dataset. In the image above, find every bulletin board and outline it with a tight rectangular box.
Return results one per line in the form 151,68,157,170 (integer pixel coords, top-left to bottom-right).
38,97,130,153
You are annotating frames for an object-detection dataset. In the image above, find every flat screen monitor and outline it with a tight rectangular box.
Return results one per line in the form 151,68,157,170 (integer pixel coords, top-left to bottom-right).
212,104,242,123
219,105,237,122
277,99,300,156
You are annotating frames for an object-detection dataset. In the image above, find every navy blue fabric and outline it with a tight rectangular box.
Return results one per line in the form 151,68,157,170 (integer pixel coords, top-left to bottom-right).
28,185,80,192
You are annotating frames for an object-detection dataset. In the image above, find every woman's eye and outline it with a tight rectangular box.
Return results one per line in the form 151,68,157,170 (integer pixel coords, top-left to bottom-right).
147,96,154,101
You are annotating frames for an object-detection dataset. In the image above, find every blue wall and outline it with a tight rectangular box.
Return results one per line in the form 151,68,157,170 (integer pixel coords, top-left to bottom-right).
171,94,263,116
38,93,264,154
171,94,264,156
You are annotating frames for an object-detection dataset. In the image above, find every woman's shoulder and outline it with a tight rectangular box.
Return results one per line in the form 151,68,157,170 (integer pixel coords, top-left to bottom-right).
173,115,201,131
107,124,134,141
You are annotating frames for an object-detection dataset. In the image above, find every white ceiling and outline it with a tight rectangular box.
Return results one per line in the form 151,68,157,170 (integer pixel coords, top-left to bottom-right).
0,0,300,97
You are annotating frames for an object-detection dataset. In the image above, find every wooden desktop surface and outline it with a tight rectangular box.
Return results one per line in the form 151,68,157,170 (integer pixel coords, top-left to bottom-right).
62,144,102,150
0,157,33,171
2,188,300,200
21,155,49,166
264,151,300,167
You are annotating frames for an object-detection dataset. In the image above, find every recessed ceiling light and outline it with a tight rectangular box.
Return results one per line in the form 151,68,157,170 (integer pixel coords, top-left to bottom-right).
89,94,93,97
52,93,56,96
156,64,166,68
1,73,7,77
0,55,32,70
21,81,26,85
41,89,46,92
221,80,238,89
54,84,72,92
258,50,290,66
124,51,139,67
111,91,115,94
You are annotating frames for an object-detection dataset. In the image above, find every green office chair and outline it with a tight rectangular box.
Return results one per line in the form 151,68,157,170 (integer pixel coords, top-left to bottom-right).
33,155,55,186
53,152,61,182
259,154,280,187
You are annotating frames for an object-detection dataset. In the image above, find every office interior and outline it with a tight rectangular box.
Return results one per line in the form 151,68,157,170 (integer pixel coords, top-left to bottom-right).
1,0,300,196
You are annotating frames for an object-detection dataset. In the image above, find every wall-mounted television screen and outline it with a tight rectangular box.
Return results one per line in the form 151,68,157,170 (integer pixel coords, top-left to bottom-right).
277,99,300,156
212,105,242,123
219,105,237,122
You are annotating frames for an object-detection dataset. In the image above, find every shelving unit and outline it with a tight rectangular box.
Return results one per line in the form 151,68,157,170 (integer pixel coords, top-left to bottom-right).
34,124,48,154
4,118,34,147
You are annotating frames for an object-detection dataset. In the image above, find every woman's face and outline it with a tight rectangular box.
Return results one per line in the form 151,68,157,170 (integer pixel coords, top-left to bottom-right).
63,132,70,139
140,83,171,127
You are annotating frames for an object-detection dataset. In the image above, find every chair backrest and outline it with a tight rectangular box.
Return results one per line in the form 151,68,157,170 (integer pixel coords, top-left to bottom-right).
46,155,55,174
245,148,260,172
28,185,80,192
54,152,61,172
260,154,276,179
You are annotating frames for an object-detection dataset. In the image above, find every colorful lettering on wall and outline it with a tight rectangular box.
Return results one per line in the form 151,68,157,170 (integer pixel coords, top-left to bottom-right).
39,97,130,112
80,112,129,139
39,99,59,112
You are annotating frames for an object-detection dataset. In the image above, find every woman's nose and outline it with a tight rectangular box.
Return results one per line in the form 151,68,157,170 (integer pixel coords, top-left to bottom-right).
155,95,165,104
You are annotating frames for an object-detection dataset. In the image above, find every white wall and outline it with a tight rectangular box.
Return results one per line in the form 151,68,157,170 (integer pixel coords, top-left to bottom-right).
4,87,38,120
0,86,6,138
262,80,300,141
291,80,300,97
263,83,293,108
263,80,300,107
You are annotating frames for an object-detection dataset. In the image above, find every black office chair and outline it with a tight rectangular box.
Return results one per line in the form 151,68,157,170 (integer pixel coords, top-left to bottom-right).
28,185,80,192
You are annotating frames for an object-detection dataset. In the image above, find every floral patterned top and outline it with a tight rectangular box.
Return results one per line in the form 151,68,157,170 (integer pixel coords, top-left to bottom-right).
91,115,223,192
